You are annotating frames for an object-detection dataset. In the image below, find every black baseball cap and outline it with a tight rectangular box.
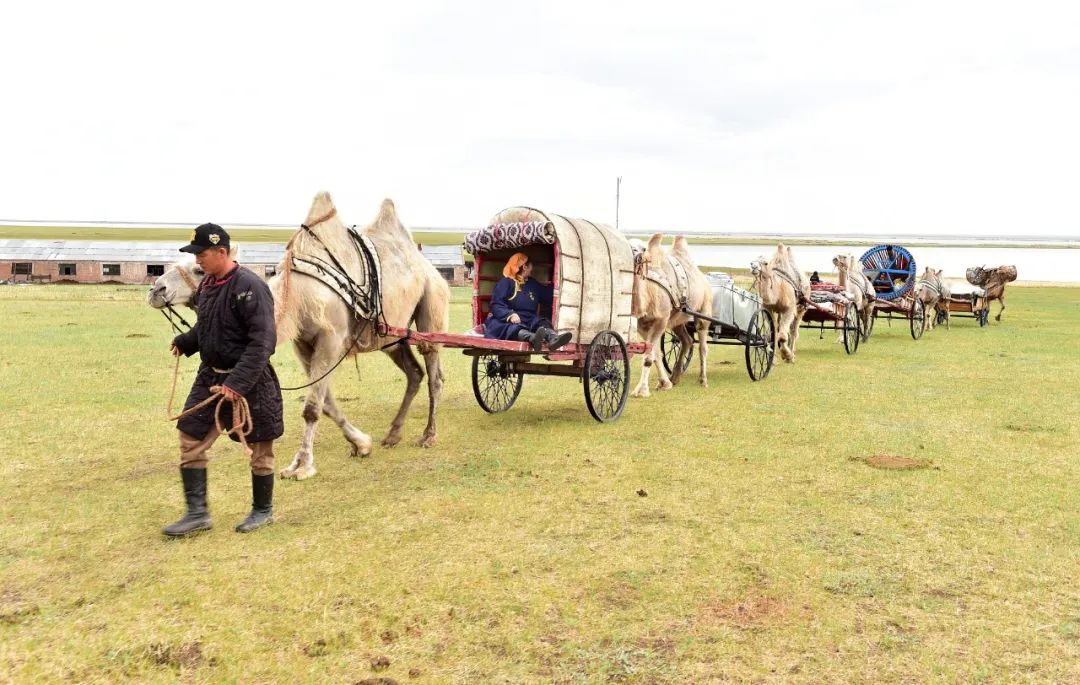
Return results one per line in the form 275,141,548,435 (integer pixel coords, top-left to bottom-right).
179,223,231,254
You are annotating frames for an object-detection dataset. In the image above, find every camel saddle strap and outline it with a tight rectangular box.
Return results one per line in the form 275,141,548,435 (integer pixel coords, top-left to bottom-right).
667,256,690,307
644,270,681,309
290,230,383,322
917,278,941,295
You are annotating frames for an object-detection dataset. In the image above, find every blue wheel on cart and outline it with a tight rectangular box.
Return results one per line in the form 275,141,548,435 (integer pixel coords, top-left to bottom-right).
859,245,917,301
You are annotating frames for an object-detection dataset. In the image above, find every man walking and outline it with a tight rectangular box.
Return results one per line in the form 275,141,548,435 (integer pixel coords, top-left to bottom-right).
163,223,284,536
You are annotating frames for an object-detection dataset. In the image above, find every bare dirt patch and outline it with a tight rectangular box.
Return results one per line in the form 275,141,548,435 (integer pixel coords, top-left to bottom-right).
700,595,793,629
125,333,150,338
147,641,204,670
854,455,934,470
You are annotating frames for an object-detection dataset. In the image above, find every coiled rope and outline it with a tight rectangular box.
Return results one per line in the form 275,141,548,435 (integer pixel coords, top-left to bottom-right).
166,360,254,456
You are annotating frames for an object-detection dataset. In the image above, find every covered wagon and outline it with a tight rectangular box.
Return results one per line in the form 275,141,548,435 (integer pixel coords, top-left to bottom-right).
411,206,649,422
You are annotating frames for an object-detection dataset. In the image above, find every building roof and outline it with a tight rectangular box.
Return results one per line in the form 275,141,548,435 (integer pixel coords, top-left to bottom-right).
0,239,286,264
0,239,463,267
419,244,465,266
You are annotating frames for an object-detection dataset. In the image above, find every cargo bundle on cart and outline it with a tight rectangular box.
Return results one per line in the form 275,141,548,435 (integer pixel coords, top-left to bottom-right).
659,271,776,380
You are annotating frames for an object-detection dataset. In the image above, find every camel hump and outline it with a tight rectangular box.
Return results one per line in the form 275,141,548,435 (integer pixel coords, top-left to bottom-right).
672,235,690,256
377,198,397,223
371,198,412,242
305,191,337,225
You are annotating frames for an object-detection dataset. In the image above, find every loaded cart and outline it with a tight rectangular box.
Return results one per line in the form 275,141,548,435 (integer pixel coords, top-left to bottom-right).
936,268,993,327
390,207,649,422
859,244,926,340
660,271,776,380
800,280,863,354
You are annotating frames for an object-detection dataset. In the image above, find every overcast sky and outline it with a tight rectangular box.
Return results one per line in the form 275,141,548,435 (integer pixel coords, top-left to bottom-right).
1,1,1078,236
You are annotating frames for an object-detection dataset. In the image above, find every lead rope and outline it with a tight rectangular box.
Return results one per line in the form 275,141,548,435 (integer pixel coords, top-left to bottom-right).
166,361,254,456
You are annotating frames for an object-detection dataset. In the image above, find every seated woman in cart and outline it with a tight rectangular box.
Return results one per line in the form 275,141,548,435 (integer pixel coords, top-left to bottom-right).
485,252,573,352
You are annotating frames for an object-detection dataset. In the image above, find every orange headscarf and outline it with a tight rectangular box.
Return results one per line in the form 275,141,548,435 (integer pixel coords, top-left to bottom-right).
502,252,530,298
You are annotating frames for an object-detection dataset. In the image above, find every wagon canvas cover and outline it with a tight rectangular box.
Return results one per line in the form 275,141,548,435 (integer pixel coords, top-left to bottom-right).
465,207,635,346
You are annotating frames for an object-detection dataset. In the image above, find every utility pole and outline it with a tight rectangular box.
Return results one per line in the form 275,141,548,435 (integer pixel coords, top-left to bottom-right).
615,176,622,231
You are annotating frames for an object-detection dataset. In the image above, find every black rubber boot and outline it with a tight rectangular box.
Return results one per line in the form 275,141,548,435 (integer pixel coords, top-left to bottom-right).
162,468,212,537
529,328,546,352
545,328,573,351
235,473,274,533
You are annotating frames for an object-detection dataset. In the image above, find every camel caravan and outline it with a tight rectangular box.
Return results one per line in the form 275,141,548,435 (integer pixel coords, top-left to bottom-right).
146,192,1019,453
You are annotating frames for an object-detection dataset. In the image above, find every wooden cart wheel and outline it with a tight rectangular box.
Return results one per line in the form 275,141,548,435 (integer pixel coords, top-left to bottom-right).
842,305,860,355
471,353,523,413
744,309,775,381
659,328,693,376
583,330,630,423
909,298,925,340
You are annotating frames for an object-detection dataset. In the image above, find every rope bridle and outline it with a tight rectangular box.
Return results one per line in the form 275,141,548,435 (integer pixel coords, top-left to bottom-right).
157,264,202,334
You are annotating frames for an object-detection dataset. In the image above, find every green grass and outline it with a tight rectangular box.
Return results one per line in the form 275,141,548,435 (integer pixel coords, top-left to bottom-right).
1,284,1079,683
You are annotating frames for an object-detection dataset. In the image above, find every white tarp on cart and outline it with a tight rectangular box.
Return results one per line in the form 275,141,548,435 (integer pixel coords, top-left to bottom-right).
705,272,761,332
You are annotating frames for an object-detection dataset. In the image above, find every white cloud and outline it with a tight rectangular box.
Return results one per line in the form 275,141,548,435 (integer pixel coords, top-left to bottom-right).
1,0,1078,236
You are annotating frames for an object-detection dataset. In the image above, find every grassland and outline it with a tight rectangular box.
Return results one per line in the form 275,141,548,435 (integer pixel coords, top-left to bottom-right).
1,283,1079,683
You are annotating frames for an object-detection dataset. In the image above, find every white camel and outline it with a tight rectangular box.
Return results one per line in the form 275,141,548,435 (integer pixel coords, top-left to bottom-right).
147,192,450,481
630,233,712,397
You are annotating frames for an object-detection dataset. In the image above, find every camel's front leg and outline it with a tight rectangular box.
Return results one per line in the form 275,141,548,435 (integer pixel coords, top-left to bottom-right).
382,342,424,447
322,389,372,458
417,344,444,448
631,348,654,398
631,323,663,397
280,338,336,480
776,309,795,363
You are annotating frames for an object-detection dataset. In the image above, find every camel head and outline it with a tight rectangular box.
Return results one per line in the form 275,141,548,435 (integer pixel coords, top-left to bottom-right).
146,244,240,310
630,233,666,318
146,259,205,310
750,255,769,277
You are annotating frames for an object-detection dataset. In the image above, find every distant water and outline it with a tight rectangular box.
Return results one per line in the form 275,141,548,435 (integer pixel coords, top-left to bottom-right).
688,244,1080,284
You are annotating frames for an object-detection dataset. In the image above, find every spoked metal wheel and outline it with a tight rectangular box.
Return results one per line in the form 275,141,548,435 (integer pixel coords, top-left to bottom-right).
744,309,775,381
659,328,694,376
842,306,860,354
471,353,523,413
582,330,630,423
909,298,925,340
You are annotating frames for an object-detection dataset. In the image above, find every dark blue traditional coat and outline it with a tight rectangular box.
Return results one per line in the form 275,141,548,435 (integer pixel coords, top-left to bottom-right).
172,265,284,443
484,276,553,340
